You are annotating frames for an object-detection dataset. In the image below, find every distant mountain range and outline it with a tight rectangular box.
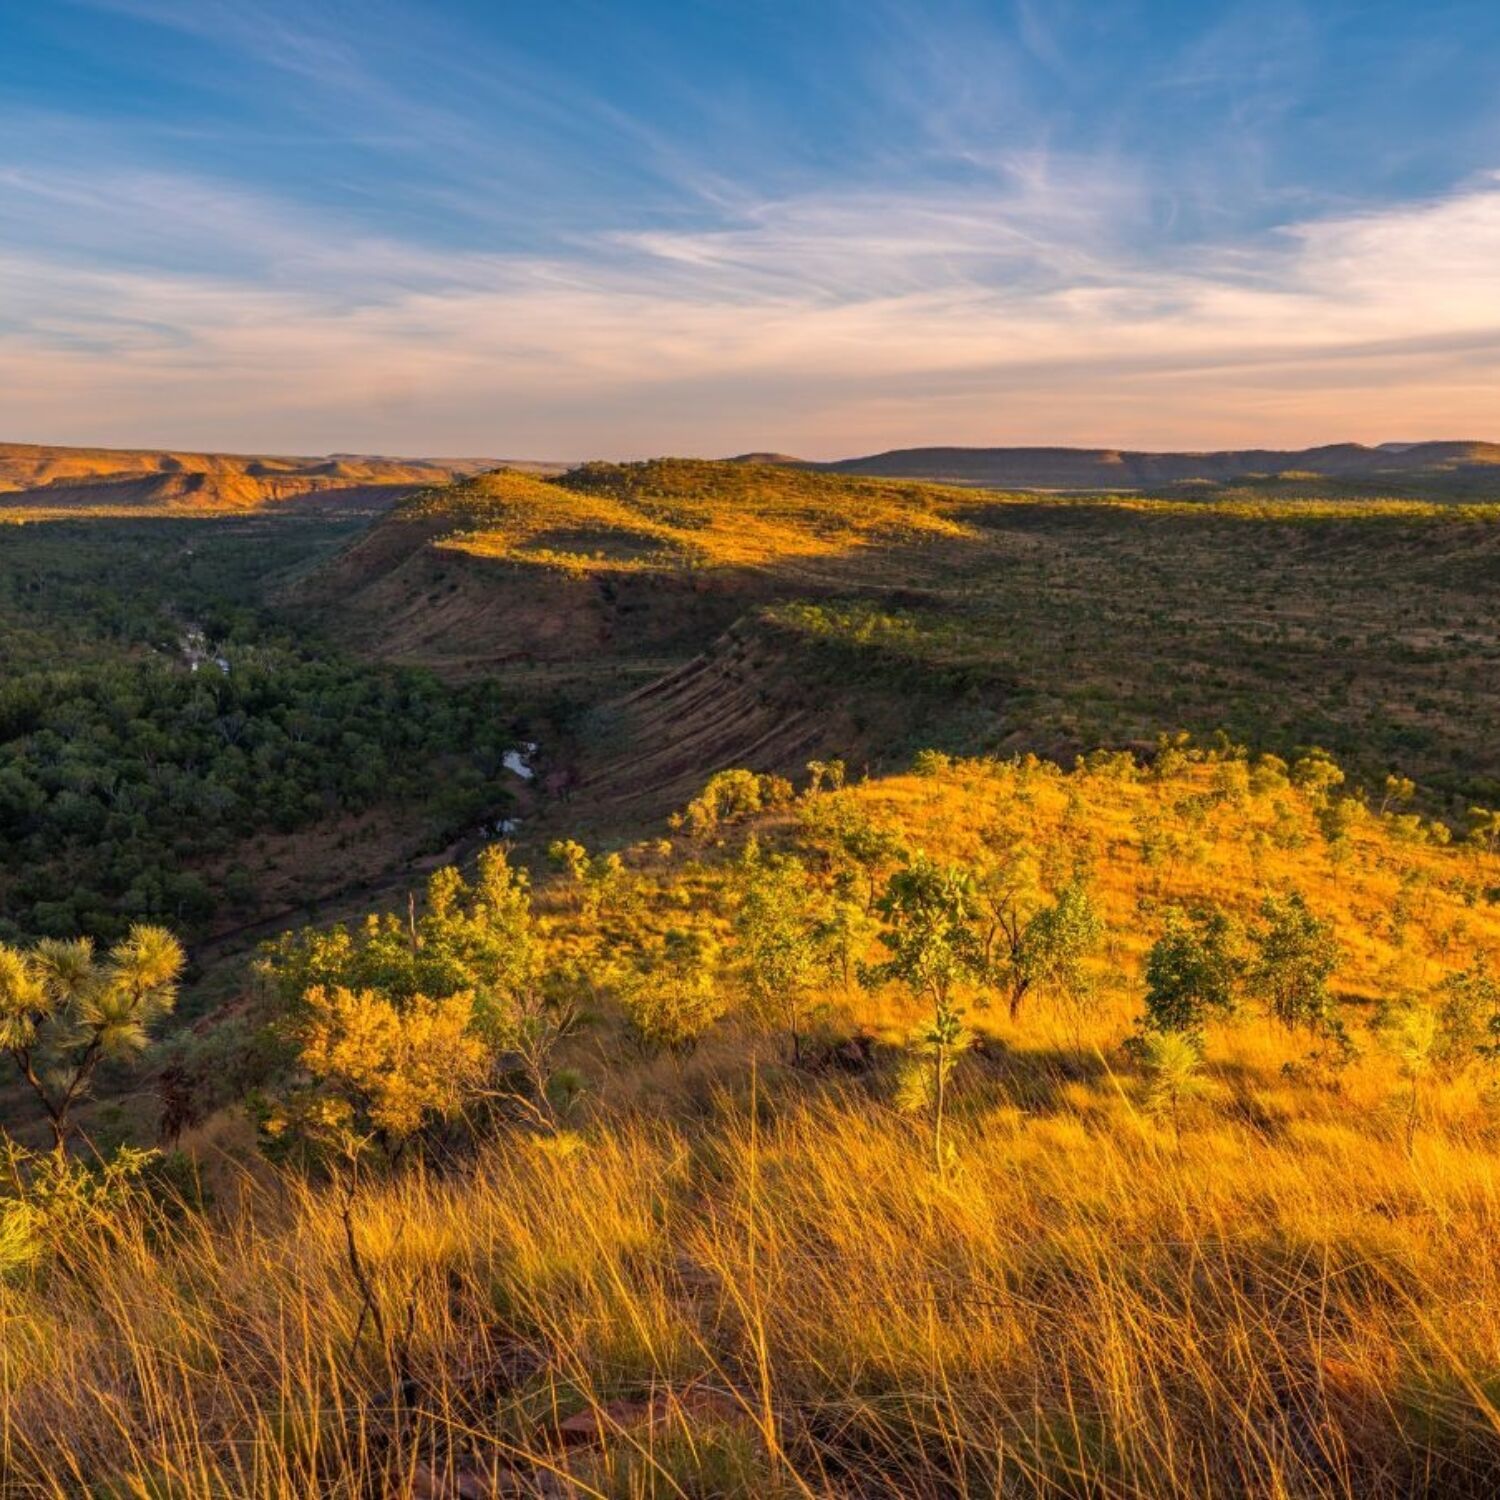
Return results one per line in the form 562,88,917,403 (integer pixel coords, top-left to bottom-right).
0,442,565,513
776,441,1500,489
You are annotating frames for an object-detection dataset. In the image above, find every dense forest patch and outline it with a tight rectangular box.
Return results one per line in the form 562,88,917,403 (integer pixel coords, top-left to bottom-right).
0,518,518,941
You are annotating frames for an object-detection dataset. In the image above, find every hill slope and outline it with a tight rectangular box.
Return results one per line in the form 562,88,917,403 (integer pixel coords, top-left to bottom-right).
12,746,1500,1496
296,460,976,672
296,459,1500,828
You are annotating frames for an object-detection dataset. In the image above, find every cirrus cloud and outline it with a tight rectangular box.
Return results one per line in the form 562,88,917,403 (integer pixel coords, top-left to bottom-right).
4,161,1500,457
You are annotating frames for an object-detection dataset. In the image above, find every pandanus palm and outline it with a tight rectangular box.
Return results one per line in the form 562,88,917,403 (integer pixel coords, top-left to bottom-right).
0,926,183,1154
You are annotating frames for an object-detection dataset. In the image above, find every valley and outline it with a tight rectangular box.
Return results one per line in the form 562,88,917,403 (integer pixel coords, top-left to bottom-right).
0,509,524,953
3,441,1500,1498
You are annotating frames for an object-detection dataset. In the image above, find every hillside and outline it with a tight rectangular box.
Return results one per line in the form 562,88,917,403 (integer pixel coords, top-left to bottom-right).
815,440,1500,490
294,462,984,781
298,459,1500,823
8,745,1500,1496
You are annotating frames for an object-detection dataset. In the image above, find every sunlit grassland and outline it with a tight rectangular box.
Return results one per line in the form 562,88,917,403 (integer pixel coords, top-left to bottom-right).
549,755,1500,1030
806,759,1497,1011
7,1026,1500,1496
5,753,1500,1496
421,463,974,576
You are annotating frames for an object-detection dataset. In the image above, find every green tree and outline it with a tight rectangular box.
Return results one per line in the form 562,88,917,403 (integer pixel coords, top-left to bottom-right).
1016,878,1103,1030
260,846,581,1129
1,1137,160,1281
0,926,183,1154
1468,806,1500,858
547,838,592,885
1247,892,1339,1034
1371,999,1440,1156
617,928,727,1056
1431,960,1500,1076
973,831,1043,1019
1291,748,1345,806
547,838,629,919
798,795,906,913
804,758,846,794
280,984,488,1151
1378,774,1415,815
868,858,984,1171
1142,906,1242,1040
1139,1029,1206,1141
672,769,794,840
817,896,877,994
736,850,830,1063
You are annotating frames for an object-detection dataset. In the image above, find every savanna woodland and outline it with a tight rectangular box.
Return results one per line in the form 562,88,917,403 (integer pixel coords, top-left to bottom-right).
2,454,1500,1500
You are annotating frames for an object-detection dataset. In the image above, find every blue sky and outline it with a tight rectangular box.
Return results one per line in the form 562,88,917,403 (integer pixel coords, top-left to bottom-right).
5,0,1500,457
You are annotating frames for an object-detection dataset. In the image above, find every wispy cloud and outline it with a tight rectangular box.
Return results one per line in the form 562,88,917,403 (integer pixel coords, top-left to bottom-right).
7,0,1500,453
5,154,1500,455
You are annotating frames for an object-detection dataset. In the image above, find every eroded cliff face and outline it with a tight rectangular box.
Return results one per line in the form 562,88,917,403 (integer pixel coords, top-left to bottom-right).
0,441,483,512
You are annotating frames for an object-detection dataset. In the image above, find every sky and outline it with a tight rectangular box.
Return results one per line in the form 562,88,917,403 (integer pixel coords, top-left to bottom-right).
4,0,1500,459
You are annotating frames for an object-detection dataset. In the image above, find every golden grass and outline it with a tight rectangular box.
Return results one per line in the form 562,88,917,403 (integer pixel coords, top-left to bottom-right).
836,758,1498,1007
6,1048,1500,1497
562,755,1499,1036
7,754,1500,1496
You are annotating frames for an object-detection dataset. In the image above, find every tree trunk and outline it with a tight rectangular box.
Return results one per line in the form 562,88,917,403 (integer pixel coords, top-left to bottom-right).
933,1043,947,1174
1008,980,1029,1022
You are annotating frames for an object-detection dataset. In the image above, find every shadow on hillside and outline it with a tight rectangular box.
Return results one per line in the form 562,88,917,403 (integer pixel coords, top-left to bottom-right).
968,1043,1112,1115
1204,1057,1295,1141
958,1044,1292,1140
